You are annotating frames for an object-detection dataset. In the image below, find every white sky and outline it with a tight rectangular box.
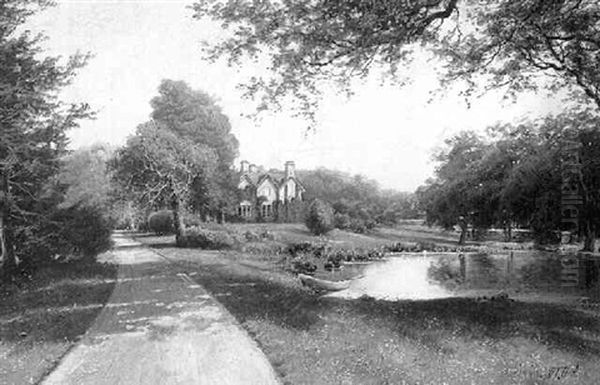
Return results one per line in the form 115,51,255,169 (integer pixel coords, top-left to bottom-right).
25,0,565,192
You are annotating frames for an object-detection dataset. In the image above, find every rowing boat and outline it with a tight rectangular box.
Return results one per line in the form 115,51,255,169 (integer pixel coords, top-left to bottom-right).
298,274,351,292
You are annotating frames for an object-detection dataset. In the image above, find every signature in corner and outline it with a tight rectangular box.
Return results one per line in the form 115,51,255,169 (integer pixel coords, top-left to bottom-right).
539,364,580,380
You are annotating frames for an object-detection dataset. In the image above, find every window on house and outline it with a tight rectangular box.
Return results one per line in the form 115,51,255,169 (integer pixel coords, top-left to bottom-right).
239,204,252,218
262,204,272,217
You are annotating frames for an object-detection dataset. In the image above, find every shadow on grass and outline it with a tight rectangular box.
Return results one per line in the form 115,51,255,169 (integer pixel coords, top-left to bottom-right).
185,262,323,330
348,296,600,356
0,260,118,344
180,256,600,357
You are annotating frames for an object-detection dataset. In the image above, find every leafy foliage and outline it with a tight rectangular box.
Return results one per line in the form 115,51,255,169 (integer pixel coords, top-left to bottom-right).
111,119,218,237
177,226,236,249
193,0,600,118
418,110,600,248
192,0,459,121
57,144,113,211
299,168,420,232
147,210,175,235
47,205,113,261
439,0,600,109
150,79,238,168
150,80,240,219
1,1,92,274
305,199,334,236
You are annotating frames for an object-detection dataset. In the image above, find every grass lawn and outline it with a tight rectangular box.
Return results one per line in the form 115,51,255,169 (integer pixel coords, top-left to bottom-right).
0,260,117,385
138,227,600,385
227,221,475,249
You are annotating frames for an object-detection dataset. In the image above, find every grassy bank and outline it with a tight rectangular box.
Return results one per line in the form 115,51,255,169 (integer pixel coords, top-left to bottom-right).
138,233,600,385
0,260,117,385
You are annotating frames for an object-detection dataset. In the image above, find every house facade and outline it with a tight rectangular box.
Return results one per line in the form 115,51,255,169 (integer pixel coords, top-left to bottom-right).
237,160,305,221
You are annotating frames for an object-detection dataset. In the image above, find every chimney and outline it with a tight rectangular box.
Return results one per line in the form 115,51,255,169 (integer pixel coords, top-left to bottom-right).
249,164,258,173
285,161,295,178
240,160,249,173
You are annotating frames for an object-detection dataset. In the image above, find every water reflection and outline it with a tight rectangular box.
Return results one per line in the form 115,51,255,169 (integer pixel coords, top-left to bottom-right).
327,251,581,301
327,256,452,300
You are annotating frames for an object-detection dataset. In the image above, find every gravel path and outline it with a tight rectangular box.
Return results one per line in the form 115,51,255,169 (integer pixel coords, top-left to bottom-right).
42,233,281,385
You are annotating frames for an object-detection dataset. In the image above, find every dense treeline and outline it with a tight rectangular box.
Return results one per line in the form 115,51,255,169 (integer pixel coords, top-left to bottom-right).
0,1,114,277
417,110,600,250
298,168,420,233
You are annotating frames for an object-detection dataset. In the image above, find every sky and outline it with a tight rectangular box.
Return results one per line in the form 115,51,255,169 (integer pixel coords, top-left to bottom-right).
25,0,566,192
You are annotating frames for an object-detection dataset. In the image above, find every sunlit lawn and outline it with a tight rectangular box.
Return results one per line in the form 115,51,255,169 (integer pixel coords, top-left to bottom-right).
0,261,117,385
138,229,600,385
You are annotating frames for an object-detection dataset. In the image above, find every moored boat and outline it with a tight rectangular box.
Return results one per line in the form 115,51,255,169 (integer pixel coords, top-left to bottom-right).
298,273,351,292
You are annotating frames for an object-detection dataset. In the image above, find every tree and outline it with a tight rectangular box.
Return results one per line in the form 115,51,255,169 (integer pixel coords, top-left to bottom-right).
440,1,600,110
150,80,239,219
1,1,90,275
578,124,600,251
192,0,460,119
417,131,500,244
298,168,409,231
111,122,217,239
419,111,600,249
305,199,335,236
150,80,238,168
57,144,113,211
193,1,600,116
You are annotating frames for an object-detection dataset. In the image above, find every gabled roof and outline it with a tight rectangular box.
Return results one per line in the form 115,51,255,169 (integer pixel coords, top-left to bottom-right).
256,173,280,189
239,174,255,188
280,176,306,192
238,166,305,192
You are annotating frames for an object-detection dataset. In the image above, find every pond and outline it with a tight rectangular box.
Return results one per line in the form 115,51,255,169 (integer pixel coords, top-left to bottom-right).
324,251,589,301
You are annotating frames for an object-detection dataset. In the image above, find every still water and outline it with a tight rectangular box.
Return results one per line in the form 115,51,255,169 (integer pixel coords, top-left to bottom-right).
325,252,581,300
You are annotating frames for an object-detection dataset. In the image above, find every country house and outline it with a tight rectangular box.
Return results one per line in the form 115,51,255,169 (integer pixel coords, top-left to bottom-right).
237,160,305,221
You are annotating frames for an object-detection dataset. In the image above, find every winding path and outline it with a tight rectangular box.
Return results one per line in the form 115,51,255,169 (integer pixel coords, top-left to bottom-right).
42,233,281,385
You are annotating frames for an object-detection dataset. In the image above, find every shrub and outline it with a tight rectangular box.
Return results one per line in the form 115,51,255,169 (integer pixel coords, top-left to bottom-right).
286,242,330,258
64,206,114,258
291,256,317,275
177,226,235,249
305,199,334,235
147,210,174,235
19,205,113,268
334,212,351,230
287,242,317,256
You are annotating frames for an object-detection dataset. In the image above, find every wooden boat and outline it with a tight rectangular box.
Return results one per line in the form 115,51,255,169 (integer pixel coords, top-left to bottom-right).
298,274,351,292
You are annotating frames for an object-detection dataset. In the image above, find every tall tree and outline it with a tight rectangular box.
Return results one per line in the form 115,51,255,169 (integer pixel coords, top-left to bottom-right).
111,122,217,239
150,80,239,219
417,131,493,244
193,0,600,116
419,111,600,249
1,1,90,275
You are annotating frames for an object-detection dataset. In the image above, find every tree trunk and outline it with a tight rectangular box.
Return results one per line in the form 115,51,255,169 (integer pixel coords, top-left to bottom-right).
170,196,185,242
1,168,17,278
1,212,17,278
172,208,184,239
